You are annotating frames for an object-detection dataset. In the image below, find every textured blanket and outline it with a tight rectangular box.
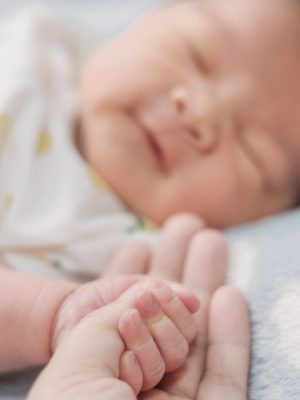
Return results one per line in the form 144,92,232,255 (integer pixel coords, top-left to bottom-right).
228,208,300,399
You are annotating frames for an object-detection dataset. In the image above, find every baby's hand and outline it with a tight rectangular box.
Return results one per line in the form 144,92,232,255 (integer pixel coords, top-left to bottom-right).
50,277,199,396
118,281,199,393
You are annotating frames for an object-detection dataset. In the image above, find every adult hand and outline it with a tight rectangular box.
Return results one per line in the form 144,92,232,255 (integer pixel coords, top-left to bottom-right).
110,214,250,400
28,214,250,400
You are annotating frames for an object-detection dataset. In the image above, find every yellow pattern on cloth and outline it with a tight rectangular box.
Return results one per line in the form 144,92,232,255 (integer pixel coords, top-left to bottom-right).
36,130,52,155
3,193,13,212
23,248,64,270
87,167,110,193
1,193,14,221
128,216,158,234
0,8,159,279
24,247,47,260
0,112,9,148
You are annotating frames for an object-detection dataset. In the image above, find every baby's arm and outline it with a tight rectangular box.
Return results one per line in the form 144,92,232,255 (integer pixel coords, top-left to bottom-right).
0,263,197,376
0,264,78,372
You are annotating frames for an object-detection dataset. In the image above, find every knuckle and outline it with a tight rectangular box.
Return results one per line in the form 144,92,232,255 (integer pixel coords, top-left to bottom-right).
143,360,166,390
164,335,189,371
205,370,246,396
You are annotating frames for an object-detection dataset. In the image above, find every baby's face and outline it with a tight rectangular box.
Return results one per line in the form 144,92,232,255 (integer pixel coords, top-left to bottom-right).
79,0,300,227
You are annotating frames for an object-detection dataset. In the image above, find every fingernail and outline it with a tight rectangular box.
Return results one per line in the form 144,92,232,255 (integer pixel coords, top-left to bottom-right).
152,284,173,302
129,309,143,328
135,290,162,319
139,290,156,309
179,288,200,312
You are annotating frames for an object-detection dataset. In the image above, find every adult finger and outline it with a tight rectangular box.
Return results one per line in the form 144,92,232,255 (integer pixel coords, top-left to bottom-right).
183,229,228,293
105,242,151,275
197,286,250,400
149,214,204,281
160,229,228,398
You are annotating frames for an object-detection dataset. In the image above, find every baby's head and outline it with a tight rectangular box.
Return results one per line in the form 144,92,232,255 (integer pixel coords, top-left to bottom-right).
78,0,300,228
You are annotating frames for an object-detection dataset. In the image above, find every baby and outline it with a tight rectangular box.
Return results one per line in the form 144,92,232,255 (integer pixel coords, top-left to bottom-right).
79,0,300,228
0,0,298,387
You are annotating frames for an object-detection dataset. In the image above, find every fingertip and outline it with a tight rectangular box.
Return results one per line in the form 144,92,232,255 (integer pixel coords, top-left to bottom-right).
211,285,250,344
118,308,143,341
173,285,200,314
163,213,205,235
134,290,162,320
167,283,200,314
213,286,249,316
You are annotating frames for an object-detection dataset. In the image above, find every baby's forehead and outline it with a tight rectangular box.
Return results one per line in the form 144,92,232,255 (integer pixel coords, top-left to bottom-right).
204,0,300,49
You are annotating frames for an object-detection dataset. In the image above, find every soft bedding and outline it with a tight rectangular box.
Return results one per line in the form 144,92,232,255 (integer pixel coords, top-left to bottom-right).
0,1,300,399
228,208,300,399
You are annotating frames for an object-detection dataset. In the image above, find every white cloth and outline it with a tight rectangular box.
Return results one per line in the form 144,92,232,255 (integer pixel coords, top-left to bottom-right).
0,7,157,280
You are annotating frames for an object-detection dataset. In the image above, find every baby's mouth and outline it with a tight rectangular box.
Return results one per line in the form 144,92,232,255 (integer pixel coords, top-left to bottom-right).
136,116,167,171
145,127,164,163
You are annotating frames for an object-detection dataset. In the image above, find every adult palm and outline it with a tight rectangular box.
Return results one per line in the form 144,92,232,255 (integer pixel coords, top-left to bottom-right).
29,215,249,400
109,215,250,400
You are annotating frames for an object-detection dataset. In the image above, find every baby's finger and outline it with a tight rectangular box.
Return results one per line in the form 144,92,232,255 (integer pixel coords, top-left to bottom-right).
148,282,199,343
150,214,204,281
134,290,189,373
106,242,151,275
168,282,200,314
119,351,143,395
118,308,165,391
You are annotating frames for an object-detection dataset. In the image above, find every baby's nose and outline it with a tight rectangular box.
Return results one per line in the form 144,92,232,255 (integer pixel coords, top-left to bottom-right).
170,86,218,153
